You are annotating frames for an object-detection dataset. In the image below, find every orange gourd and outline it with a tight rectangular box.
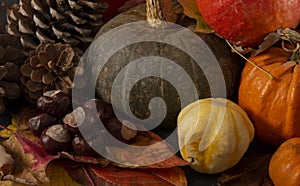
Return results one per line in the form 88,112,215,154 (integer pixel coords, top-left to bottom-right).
269,138,300,186
238,47,300,147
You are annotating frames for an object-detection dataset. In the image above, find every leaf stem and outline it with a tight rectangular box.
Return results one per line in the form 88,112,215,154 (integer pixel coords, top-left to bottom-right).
0,125,14,132
225,40,274,80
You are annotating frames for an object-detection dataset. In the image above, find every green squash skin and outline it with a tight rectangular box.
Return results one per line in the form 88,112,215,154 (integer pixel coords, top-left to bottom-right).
93,4,244,129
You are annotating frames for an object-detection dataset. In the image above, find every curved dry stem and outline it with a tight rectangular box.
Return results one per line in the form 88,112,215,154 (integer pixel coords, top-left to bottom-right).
226,40,274,80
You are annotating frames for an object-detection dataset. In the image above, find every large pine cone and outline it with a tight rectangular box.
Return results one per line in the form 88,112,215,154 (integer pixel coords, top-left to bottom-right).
7,0,109,52
0,24,27,113
20,43,86,103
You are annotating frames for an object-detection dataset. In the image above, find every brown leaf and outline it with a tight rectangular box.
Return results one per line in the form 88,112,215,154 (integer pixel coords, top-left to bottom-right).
251,32,281,57
217,154,274,186
178,0,213,33
108,131,189,168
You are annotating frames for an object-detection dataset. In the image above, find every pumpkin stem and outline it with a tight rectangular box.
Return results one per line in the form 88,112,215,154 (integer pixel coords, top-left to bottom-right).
277,28,300,64
225,40,275,80
146,0,177,28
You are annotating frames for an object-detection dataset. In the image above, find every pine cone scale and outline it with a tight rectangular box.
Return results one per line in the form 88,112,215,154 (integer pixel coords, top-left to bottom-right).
20,0,34,17
18,19,35,34
31,0,47,12
31,68,48,82
33,14,49,29
42,71,56,85
21,43,85,103
7,0,109,50
0,25,27,113
0,81,21,99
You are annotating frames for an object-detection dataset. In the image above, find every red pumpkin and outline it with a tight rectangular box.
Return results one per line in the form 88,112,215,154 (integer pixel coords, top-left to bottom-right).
196,0,300,47
238,47,300,146
269,138,300,186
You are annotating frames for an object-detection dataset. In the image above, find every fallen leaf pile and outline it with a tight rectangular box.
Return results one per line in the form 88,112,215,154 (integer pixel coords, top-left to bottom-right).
0,107,189,185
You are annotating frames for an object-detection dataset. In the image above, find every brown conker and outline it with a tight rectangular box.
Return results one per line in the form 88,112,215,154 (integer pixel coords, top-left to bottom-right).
72,135,99,157
83,99,114,122
28,113,57,137
105,118,137,144
37,90,70,117
40,124,72,154
63,107,85,135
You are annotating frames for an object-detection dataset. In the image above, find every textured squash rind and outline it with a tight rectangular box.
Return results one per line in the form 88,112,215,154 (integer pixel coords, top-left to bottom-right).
177,98,254,174
93,3,244,129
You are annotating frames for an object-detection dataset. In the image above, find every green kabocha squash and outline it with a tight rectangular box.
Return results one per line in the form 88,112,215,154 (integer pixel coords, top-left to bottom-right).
90,0,244,129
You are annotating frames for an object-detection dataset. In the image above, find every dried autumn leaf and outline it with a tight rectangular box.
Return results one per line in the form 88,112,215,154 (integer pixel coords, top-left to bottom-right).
107,131,189,168
0,162,82,186
0,115,17,138
0,131,109,185
67,165,187,186
251,32,281,57
217,154,274,186
91,165,187,186
178,0,213,33
41,162,82,186
0,133,59,185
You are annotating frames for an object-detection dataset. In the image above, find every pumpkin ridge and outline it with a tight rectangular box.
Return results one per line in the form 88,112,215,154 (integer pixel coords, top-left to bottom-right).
284,64,300,138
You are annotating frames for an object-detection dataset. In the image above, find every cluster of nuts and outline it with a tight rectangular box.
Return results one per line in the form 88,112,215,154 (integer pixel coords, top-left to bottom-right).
28,90,138,156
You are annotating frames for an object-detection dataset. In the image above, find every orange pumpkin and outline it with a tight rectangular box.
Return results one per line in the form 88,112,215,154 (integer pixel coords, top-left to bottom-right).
269,138,300,186
238,47,300,146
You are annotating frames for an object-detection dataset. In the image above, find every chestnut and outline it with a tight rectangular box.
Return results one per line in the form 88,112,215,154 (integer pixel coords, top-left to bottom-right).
63,107,100,135
83,99,114,122
37,90,70,117
28,113,57,137
63,107,85,134
72,135,99,157
40,124,72,154
105,118,137,144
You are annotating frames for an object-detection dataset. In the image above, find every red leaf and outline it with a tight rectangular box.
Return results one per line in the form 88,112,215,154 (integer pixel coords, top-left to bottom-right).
89,165,187,186
108,131,189,168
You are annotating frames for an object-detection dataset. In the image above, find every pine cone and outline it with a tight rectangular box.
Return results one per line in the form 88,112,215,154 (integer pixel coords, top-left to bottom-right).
0,24,27,113
20,43,86,103
7,0,109,52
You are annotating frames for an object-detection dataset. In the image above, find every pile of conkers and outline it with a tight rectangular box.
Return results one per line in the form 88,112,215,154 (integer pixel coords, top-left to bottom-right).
28,90,138,156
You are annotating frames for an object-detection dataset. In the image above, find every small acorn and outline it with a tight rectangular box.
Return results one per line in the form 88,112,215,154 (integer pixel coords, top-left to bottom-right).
28,113,57,137
40,124,72,154
37,90,70,117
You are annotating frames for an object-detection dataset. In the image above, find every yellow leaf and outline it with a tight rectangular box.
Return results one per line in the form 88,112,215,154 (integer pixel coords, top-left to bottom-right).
178,0,214,33
0,115,18,138
41,163,82,186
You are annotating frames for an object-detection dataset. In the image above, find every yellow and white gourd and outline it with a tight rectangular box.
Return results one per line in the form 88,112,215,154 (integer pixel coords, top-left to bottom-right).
177,98,254,174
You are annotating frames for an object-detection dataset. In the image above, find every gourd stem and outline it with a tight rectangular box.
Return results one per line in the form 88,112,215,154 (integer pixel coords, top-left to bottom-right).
146,0,177,28
225,40,275,80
